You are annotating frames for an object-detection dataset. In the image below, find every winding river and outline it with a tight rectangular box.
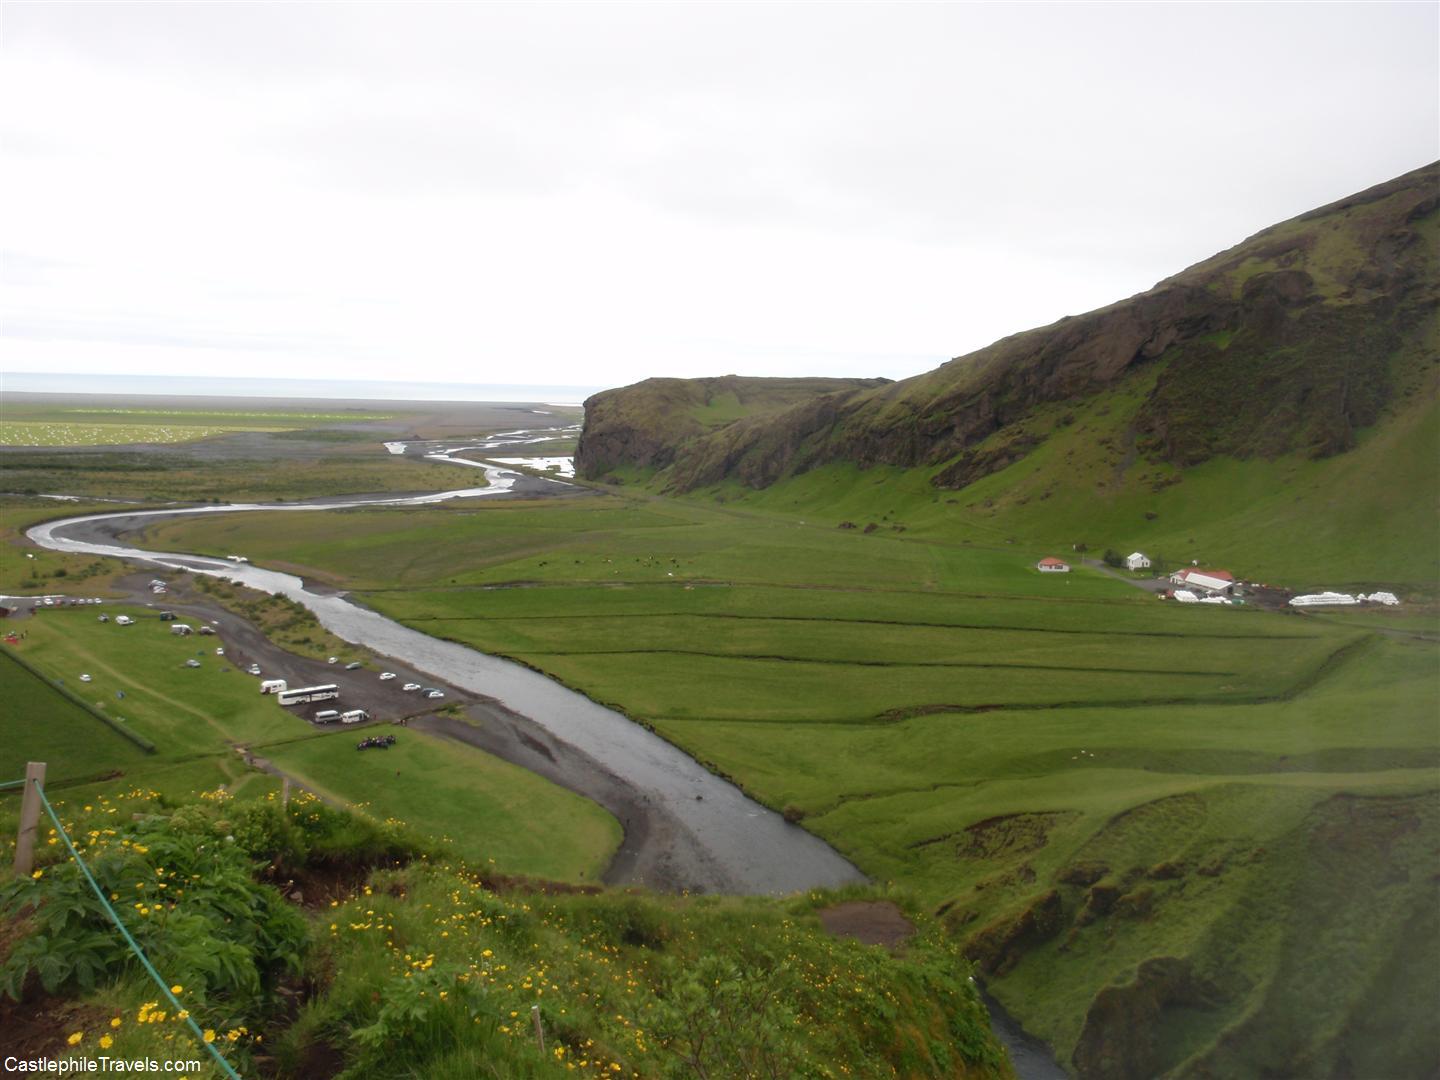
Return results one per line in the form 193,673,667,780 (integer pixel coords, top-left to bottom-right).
26,469,865,897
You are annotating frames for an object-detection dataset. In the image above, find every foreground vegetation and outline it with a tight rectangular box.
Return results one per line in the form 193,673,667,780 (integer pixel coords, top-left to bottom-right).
1,788,1012,1078
141,489,1440,1076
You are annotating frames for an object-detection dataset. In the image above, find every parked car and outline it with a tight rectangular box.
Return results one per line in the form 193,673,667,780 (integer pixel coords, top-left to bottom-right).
379,672,396,681
425,690,445,699
327,656,338,664
215,647,225,656
345,661,362,670
402,682,421,692
248,664,262,675
79,673,92,682
185,659,201,668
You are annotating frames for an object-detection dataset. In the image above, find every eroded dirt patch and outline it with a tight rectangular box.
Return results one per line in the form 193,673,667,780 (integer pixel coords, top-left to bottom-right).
817,900,916,950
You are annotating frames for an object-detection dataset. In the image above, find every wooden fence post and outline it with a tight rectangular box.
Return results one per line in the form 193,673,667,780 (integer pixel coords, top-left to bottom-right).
281,776,291,808
12,761,47,878
532,1004,545,1054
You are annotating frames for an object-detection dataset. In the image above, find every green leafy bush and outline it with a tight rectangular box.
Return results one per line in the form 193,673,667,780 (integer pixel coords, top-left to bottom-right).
1,795,306,1012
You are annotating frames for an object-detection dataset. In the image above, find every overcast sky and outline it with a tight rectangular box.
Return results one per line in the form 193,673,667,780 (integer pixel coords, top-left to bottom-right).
3,2,1437,393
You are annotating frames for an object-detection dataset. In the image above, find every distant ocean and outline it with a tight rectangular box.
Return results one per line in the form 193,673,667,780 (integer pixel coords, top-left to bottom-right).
0,372,605,405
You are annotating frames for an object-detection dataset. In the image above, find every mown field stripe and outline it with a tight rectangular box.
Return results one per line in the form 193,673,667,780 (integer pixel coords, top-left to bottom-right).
397,611,1324,642
512,648,1240,676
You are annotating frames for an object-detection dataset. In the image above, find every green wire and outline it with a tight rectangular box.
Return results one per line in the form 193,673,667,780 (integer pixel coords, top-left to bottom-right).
32,779,244,1079
0,778,26,790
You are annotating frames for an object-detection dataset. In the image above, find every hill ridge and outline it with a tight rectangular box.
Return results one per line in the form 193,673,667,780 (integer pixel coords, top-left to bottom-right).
577,162,1438,498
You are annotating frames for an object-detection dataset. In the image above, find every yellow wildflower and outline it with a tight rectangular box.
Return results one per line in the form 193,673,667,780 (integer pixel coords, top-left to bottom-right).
99,1035,113,1049
67,1032,83,1046
202,1029,216,1044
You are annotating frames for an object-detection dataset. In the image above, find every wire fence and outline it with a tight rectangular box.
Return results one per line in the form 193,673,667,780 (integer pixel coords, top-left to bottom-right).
12,774,243,1079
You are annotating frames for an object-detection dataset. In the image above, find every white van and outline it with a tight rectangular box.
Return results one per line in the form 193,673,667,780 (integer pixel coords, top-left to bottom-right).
313,709,341,723
340,709,369,724
260,679,287,695
170,624,193,636
114,615,133,626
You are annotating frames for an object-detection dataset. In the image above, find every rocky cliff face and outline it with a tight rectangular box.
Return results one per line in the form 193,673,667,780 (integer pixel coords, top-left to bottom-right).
577,163,1438,492
574,374,890,480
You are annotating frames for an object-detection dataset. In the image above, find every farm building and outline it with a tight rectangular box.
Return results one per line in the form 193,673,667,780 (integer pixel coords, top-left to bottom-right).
1037,557,1070,573
1125,552,1151,571
1169,568,1234,595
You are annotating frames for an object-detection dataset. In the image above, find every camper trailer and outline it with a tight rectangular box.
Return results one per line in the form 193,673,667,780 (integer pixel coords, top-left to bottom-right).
260,679,287,695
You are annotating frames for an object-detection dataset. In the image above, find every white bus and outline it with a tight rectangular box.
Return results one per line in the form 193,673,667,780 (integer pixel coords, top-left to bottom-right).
277,684,340,706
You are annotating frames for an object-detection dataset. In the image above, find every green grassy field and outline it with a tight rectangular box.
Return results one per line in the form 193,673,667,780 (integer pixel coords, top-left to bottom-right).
136,487,1440,1076
260,728,621,882
0,649,149,785
1,606,621,883
0,404,394,447
13,604,308,756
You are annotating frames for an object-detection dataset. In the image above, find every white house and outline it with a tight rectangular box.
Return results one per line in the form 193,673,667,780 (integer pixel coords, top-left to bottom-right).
1125,552,1151,571
1037,557,1070,573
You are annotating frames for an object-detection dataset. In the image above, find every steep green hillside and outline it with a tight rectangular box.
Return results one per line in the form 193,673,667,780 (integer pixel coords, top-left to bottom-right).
695,367,1440,590
576,164,1439,586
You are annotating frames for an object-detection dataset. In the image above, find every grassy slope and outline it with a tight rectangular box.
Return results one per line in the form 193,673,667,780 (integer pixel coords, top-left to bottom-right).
0,649,148,784
260,729,620,882
2,788,1013,1080
696,366,1440,592
135,491,1440,1075
3,606,621,883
